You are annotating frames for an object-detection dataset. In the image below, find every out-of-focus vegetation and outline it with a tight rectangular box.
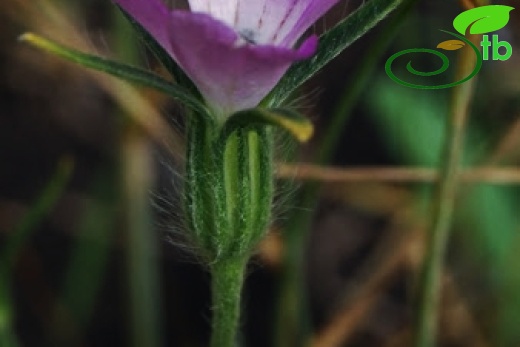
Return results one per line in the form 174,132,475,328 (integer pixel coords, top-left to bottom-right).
0,0,519,346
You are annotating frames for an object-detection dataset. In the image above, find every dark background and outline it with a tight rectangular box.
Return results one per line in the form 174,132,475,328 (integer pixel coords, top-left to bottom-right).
1,1,520,346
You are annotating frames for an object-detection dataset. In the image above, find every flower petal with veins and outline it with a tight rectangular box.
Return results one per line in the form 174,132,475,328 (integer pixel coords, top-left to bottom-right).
114,0,339,116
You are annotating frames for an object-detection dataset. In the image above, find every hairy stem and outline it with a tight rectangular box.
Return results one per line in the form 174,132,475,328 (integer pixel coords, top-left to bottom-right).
185,118,273,346
210,258,248,347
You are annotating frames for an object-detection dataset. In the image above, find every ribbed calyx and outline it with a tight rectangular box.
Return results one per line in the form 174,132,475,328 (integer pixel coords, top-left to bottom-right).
183,115,274,263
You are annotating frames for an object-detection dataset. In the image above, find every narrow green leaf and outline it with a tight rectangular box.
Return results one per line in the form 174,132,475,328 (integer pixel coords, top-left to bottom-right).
1,157,74,268
453,5,514,35
116,6,200,96
19,33,209,118
221,108,313,143
268,0,404,106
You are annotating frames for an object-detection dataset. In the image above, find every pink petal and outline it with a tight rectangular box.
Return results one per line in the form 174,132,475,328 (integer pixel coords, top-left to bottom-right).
167,11,317,116
114,0,328,114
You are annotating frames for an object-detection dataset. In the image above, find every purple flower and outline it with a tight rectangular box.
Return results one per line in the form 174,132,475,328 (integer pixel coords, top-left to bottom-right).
114,0,339,117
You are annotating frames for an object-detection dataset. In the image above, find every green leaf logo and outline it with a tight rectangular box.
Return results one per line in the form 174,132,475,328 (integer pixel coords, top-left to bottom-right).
453,5,514,35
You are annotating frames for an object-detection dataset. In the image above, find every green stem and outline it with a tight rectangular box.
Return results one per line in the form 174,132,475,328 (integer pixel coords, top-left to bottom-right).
414,35,480,347
210,258,248,347
184,118,273,345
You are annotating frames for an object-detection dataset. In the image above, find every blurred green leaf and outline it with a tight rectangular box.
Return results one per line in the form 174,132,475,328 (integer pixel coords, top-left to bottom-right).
367,79,447,166
0,157,73,347
61,193,116,336
368,77,520,343
1,158,73,267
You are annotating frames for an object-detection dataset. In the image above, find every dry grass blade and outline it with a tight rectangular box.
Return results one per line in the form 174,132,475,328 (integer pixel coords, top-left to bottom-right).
311,214,424,347
487,114,520,165
439,274,490,347
277,163,520,184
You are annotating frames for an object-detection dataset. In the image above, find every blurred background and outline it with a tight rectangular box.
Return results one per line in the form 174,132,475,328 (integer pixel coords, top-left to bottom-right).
1,0,519,346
